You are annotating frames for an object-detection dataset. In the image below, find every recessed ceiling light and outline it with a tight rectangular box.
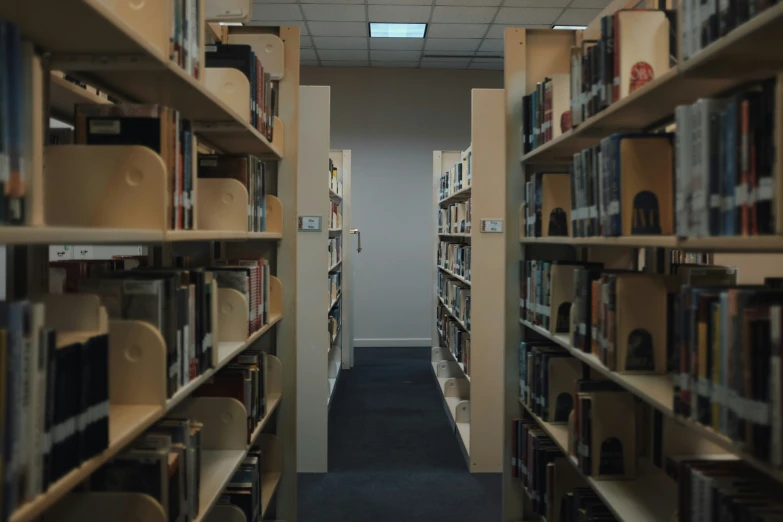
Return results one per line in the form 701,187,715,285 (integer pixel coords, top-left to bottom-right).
219,22,243,26
369,23,427,38
552,25,587,30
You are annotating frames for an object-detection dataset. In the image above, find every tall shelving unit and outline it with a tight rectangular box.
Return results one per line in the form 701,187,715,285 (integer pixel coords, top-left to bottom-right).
502,8,783,520
329,149,352,372
0,3,300,521
431,89,506,472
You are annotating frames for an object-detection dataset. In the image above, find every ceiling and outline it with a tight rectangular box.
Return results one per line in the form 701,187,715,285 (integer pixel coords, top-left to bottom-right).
248,0,612,69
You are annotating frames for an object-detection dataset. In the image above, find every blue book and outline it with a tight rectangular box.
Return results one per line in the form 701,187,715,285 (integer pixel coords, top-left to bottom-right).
608,134,622,236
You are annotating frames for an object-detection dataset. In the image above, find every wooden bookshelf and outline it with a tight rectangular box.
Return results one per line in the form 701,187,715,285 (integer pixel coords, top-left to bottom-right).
1,3,301,520
431,89,506,473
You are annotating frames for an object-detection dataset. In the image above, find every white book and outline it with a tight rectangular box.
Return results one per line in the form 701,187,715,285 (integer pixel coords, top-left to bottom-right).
675,105,691,236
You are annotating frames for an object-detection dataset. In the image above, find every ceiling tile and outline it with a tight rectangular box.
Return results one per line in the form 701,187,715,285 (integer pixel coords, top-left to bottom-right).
250,4,302,20
569,0,611,7
478,39,503,52
372,61,421,67
301,0,363,4
421,55,473,61
369,37,424,50
495,7,562,24
503,0,569,6
435,0,501,6
313,36,369,49
301,36,314,48
302,4,366,21
475,50,504,57
431,6,497,23
247,20,310,34
473,56,503,62
301,49,319,60
370,50,422,61
470,61,503,69
318,49,368,60
322,60,370,66
367,5,432,22
424,38,480,51
368,0,431,5
427,23,488,38
555,8,602,24
421,60,470,68
308,21,368,36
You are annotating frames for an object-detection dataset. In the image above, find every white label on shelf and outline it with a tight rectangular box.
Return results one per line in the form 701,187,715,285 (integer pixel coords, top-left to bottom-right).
735,184,748,205
748,187,757,205
527,215,537,225
678,373,690,391
481,219,503,233
723,195,734,212
608,201,619,215
758,178,774,201
89,119,121,135
578,324,586,336
588,206,597,219
727,390,741,413
692,189,707,210
298,216,322,231
711,383,727,405
697,378,710,396
512,457,518,466
577,443,589,457
746,401,771,425
710,194,721,209
540,305,550,317
521,464,528,475
520,298,526,308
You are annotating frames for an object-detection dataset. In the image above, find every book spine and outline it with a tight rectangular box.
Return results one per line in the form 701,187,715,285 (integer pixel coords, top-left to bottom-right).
709,109,722,236
724,100,737,235
612,13,620,102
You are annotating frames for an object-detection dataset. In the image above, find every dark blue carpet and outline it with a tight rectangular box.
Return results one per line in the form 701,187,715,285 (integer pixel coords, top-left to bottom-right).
298,347,501,522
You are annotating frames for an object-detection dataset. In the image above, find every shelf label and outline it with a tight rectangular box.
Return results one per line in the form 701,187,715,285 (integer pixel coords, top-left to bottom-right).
481,219,503,233
298,216,322,231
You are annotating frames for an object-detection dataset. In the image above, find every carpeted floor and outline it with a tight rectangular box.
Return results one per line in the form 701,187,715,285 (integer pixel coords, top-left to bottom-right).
298,347,501,522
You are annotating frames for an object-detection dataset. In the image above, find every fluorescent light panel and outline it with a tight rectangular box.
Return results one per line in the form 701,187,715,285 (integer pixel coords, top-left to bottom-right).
219,22,243,26
370,23,426,38
552,25,587,30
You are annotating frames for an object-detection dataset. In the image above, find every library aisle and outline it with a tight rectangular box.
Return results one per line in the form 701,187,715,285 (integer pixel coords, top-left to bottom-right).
298,347,500,522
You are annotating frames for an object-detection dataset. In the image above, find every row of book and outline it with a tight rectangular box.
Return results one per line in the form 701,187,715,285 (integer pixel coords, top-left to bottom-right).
329,304,341,343
169,0,202,80
675,79,777,237
205,43,276,141
523,172,571,237
569,9,673,129
329,271,341,308
521,260,577,334
216,448,266,522
438,312,470,374
511,418,619,522
519,342,581,424
328,236,341,269
682,0,778,60
329,201,341,230
199,154,269,233
438,154,471,202
437,273,470,330
437,242,471,281
672,280,783,467
1,300,109,520
437,200,472,235
0,20,31,225
521,76,566,153
328,157,342,197
53,71,113,102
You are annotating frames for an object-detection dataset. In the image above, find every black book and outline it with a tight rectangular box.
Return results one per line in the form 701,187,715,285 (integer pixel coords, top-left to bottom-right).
52,342,82,483
89,333,110,461
756,79,776,234
41,329,56,490
522,94,532,155
205,44,257,128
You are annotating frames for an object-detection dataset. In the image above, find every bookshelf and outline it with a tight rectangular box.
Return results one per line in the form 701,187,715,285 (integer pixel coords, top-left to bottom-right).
502,8,783,521
0,4,300,521
431,89,506,472
329,149,353,371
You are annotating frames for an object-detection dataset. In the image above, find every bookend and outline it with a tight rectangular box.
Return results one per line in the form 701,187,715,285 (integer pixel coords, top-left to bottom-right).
455,400,471,424
436,360,464,379
431,347,452,363
589,391,637,480
42,492,166,522
204,68,251,123
44,146,168,230
99,0,170,60
226,33,286,80
178,397,248,450
217,288,251,343
265,354,283,408
197,178,250,232
614,275,667,374
443,377,470,401
265,195,283,234
271,117,285,155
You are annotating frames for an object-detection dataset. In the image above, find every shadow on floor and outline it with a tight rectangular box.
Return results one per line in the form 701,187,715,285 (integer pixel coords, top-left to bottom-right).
298,347,502,522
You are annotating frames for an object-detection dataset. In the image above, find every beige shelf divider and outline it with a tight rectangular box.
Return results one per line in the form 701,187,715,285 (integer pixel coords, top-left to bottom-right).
43,493,166,522
226,33,286,80
197,178,250,232
97,0,171,58
204,68,251,124
178,397,250,450
44,145,168,230
216,288,251,343
265,195,284,234
258,434,284,516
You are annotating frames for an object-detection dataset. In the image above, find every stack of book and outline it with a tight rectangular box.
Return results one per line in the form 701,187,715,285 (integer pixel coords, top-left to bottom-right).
674,79,777,237
211,258,272,335
672,281,783,466
198,154,269,232
438,242,471,281
169,0,203,80
216,447,264,522
1,300,109,518
206,44,276,141
79,265,216,397
519,342,581,424
328,236,341,268
196,350,267,439
438,201,471,234
569,10,673,127
75,104,196,231
90,417,203,521
0,19,32,226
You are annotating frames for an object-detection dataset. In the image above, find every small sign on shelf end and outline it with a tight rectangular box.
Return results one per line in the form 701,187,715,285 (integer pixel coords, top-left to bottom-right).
481,219,503,233
298,216,322,231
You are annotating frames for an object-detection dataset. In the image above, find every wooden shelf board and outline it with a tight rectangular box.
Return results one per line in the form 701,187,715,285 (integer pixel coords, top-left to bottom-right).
166,372,216,412
216,314,284,370
9,404,161,522
193,123,282,157
328,228,342,235
519,235,679,249
328,260,342,272
328,293,341,313
456,422,471,456
0,1,281,158
49,74,111,122
438,296,469,332
165,230,251,242
261,471,283,517
246,231,283,241
439,186,472,206
438,265,471,286
0,226,164,245
193,449,248,522
329,188,342,201
517,399,676,522
249,393,282,446
438,232,471,238
520,234,783,252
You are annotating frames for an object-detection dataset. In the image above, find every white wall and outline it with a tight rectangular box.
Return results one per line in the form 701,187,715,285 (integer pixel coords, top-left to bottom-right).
301,67,503,348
